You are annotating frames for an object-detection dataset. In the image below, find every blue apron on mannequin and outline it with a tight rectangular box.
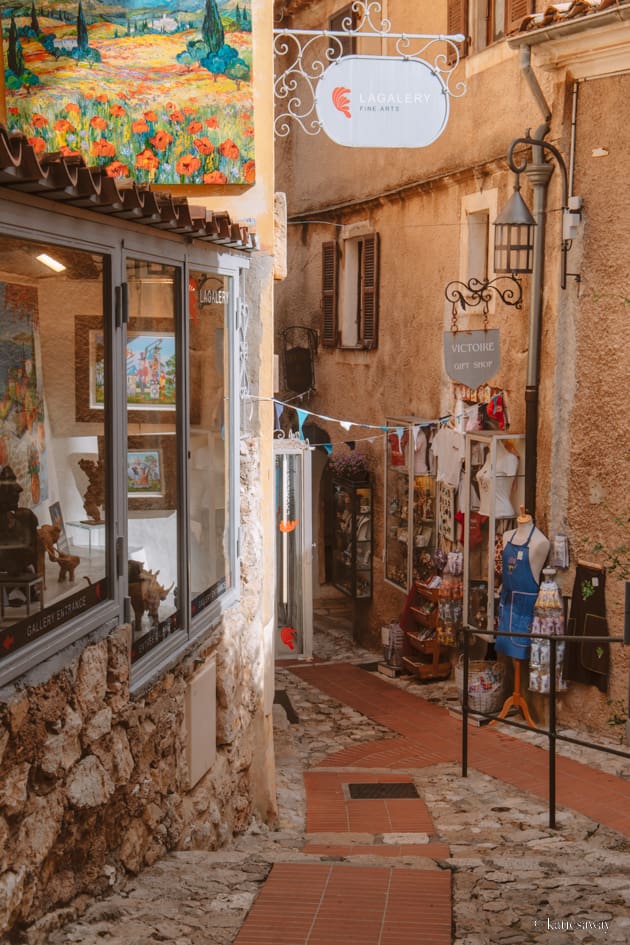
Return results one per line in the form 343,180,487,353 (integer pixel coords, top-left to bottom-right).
496,524,538,659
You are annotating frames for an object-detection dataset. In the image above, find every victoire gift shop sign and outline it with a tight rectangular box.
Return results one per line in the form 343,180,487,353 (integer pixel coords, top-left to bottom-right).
444,330,500,388
316,55,449,148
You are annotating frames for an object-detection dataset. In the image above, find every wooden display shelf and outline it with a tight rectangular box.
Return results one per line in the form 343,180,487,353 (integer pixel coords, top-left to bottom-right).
403,632,452,681
401,580,452,681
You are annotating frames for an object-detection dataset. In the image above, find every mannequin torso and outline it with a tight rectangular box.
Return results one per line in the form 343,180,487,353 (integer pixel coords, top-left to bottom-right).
502,521,550,583
476,440,519,518
496,515,550,660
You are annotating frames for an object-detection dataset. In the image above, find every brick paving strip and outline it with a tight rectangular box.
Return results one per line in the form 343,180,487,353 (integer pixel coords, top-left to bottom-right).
233,863,451,945
291,662,630,837
234,675,455,945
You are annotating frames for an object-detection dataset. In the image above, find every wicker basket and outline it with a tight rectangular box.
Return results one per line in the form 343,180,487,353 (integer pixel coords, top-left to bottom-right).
455,657,505,714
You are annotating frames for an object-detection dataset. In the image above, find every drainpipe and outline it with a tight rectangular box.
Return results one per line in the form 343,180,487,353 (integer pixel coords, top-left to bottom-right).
523,125,553,517
519,46,551,518
519,45,551,124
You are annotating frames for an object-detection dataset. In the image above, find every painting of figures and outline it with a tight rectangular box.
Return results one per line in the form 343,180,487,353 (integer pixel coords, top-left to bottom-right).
125,331,176,408
1,1,255,186
128,448,163,497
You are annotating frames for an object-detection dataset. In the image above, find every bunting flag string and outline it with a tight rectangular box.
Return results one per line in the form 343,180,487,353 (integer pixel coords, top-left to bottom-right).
249,393,508,450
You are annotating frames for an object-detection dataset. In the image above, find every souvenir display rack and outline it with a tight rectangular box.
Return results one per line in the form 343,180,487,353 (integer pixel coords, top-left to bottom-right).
331,479,372,599
384,416,436,593
401,581,452,680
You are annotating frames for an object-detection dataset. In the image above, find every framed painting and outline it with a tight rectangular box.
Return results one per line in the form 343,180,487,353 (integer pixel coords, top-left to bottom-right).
1,0,255,187
98,434,176,511
127,435,176,510
75,315,176,422
49,501,70,554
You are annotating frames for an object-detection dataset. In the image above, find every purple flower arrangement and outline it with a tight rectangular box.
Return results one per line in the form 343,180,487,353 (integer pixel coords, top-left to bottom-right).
328,452,370,482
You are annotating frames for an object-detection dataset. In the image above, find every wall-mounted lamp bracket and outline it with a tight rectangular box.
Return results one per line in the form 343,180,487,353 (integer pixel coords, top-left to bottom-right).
507,133,582,289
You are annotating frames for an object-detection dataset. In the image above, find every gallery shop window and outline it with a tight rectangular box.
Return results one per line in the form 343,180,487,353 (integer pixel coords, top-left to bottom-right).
0,235,110,678
125,258,180,664
321,234,379,349
0,217,242,686
447,0,533,55
187,270,232,622
125,263,237,666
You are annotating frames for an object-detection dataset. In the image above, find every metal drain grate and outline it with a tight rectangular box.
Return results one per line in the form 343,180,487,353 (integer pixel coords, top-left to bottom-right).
348,782,419,799
274,690,300,724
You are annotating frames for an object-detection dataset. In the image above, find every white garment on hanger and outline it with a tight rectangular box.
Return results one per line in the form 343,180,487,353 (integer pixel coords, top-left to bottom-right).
432,426,465,488
476,440,519,518
412,426,429,474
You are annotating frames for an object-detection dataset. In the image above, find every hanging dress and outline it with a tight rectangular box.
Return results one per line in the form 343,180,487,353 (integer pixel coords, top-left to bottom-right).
496,525,539,659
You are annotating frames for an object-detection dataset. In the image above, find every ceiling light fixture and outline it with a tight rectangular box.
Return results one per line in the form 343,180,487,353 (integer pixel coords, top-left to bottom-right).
36,253,66,273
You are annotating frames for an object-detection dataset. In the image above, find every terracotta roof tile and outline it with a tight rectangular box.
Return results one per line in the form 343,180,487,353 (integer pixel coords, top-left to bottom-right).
517,0,630,32
0,124,256,251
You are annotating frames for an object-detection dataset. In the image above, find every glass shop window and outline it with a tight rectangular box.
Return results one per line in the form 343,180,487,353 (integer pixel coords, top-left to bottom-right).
0,235,108,665
188,271,232,617
125,259,180,663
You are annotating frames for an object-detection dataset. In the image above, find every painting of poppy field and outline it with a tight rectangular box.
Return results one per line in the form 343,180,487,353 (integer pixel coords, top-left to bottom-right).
1,1,255,185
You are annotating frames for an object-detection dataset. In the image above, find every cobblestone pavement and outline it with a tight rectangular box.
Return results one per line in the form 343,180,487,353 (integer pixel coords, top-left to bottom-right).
19,598,630,945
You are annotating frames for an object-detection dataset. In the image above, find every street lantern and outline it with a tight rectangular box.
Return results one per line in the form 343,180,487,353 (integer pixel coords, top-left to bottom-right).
493,179,536,275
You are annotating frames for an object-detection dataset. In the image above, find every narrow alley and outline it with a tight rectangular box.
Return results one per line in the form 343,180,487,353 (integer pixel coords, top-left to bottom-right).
23,591,630,945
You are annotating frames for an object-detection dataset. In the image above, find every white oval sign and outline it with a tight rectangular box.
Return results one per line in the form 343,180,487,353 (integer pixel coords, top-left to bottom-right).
316,55,449,148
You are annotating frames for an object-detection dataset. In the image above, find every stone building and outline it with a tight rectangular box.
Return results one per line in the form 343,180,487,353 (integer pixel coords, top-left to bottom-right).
274,1,630,735
0,1,278,936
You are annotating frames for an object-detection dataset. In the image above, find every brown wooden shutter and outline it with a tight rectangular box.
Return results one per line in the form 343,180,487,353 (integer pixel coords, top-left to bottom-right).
321,241,338,348
447,0,469,59
360,233,379,350
506,0,533,34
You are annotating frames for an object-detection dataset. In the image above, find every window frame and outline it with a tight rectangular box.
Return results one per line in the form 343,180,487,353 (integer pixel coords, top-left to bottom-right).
320,232,379,351
329,4,358,57
0,194,247,690
459,189,499,316
450,0,533,57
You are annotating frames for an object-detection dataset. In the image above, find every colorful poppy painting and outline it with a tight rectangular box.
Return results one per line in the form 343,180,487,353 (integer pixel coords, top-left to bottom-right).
1,1,255,185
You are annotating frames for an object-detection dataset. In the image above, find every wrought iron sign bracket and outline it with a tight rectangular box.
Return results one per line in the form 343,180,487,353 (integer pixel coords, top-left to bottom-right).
445,275,523,332
273,1,466,138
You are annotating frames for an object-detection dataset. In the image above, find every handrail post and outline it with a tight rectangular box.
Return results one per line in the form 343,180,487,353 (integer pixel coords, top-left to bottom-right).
549,635,557,829
462,627,469,777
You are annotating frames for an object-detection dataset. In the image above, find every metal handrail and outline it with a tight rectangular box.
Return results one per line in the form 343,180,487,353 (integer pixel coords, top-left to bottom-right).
460,624,628,829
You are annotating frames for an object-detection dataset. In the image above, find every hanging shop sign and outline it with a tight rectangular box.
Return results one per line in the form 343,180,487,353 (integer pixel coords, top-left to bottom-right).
315,56,449,148
443,330,500,388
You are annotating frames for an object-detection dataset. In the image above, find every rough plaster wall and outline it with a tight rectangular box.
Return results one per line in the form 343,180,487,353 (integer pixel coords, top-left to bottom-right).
548,74,630,734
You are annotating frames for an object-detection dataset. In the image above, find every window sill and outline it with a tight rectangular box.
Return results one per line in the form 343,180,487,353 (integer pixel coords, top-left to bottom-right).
465,40,512,78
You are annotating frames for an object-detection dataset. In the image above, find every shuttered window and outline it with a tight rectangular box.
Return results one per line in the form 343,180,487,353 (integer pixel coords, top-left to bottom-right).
360,233,379,349
321,234,380,350
321,241,338,347
506,0,533,34
447,0,468,59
